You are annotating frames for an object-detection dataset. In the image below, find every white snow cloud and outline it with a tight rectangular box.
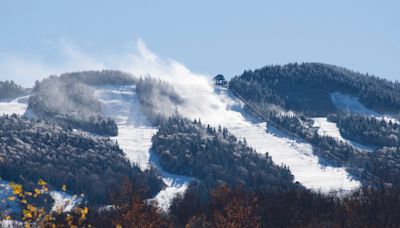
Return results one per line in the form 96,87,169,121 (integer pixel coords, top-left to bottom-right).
0,37,231,123
0,38,212,87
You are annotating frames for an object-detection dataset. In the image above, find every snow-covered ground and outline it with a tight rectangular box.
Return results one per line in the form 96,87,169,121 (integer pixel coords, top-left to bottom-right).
94,85,156,170
149,153,192,211
375,116,400,124
1,179,80,216
0,220,23,228
210,89,360,192
93,84,360,212
162,82,360,191
0,84,362,212
228,119,359,191
93,78,361,200
0,41,367,211
93,86,191,211
312,117,374,152
312,117,344,140
50,191,82,213
331,92,399,122
331,92,378,116
0,95,29,116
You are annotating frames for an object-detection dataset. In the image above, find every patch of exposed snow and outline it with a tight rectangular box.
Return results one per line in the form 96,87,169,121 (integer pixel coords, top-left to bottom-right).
331,92,378,116
312,117,374,152
0,220,23,228
0,96,29,116
115,125,156,170
50,191,82,213
375,116,400,124
1,180,81,222
98,205,115,213
151,185,187,211
312,117,345,141
149,153,192,212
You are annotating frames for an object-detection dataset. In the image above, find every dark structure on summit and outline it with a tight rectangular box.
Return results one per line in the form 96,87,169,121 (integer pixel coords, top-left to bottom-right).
213,74,227,86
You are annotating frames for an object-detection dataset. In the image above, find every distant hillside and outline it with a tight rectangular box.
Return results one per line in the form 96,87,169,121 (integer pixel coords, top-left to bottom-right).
28,71,137,136
56,70,137,86
0,115,163,204
229,63,400,188
230,63,400,116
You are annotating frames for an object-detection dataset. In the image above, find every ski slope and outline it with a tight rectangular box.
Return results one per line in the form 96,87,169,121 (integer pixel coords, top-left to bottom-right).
312,117,345,140
0,95,29,116
112,38,362,192
94,85,156,170
149,153,192,211
163,81,360,191
93,82,361,205
93,86,191,211
210,89,360,192
0,83,362,213
312,117,374,152
331,92,399,122
331,92,379,116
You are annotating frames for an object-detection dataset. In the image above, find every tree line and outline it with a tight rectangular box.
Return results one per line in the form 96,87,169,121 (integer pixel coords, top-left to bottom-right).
230,62,400,116
328,113,400,148
0,80,26,100
28,73,124,136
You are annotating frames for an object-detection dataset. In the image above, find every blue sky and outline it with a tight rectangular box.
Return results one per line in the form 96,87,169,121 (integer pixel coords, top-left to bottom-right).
0,0,399,86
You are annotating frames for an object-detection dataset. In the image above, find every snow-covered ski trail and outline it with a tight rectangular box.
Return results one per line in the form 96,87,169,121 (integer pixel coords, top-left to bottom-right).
93,85,191,211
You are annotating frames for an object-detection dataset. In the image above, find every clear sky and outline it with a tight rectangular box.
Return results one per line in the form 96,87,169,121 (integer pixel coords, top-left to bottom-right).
0,0,399,86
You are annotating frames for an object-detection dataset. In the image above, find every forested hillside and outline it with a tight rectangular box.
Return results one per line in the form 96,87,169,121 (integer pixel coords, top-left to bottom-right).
230,63,400,116
0,80,26,100
28,71,183,133
0,114,163,204
57,70,137,86
152,117,296,193
2,66,400,226
28,71,135,136
328,113,400,148
228,63,400,188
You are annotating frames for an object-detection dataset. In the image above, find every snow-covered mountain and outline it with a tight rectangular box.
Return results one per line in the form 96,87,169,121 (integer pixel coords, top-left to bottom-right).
1,50,400,225
1,69,388,212
89,82,360,211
